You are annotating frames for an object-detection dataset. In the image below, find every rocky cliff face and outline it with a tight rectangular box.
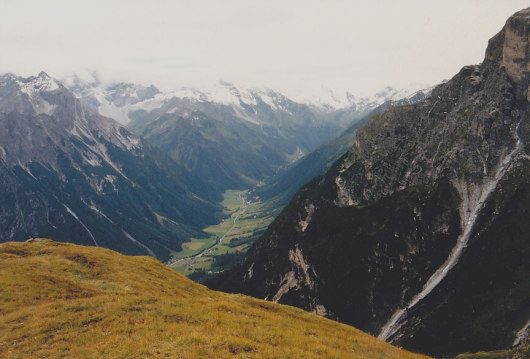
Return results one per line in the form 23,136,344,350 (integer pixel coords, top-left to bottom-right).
208,8,530,357
500,8,529,102
0,72,221,260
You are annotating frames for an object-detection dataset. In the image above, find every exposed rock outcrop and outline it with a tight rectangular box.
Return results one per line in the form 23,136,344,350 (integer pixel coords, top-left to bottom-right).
500,8,529,101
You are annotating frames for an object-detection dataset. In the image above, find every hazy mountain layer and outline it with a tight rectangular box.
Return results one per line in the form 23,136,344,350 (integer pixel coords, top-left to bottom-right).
69,78,419,195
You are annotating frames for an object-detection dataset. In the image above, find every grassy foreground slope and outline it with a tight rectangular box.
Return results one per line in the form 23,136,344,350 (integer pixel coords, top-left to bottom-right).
0,239,429,359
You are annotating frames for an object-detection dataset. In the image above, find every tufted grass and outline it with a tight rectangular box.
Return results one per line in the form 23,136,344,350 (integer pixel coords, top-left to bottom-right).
0,239,430,359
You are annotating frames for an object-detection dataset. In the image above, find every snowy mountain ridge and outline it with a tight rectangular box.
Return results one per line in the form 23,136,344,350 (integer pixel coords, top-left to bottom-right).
63,73,430,125
0,72,144,178
294,85,431,112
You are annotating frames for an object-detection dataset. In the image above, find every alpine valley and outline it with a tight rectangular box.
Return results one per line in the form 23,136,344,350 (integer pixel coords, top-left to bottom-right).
1,5,529,359
0,74,437,359
208,8,530,358
0,71,425,269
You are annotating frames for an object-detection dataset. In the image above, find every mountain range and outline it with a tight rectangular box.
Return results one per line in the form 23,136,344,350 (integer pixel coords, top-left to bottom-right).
208,7,530,358
67,76,423,195
1,5,529,359
0,72,222,261
0,69,426,265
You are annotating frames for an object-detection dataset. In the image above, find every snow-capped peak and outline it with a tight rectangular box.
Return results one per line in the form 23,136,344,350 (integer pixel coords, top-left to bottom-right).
4,71,64,116
64,72,433,125
65,77,283,124
292,84,431,112
17,71,61,95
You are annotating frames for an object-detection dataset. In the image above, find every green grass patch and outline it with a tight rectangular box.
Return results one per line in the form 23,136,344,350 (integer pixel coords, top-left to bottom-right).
168,189,275,279
171,236,217,259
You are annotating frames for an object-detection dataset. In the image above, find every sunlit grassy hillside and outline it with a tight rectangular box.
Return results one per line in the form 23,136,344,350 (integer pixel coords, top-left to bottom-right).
0,239,430,359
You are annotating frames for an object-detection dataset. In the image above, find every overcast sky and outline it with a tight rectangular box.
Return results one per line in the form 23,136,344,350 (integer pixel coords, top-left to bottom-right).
1,1,528,98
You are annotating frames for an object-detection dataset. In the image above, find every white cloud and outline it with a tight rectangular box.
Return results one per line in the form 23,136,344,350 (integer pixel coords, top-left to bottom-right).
0,0,527,97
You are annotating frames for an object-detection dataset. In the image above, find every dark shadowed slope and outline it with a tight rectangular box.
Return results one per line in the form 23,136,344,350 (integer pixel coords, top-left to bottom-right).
208,8,530,357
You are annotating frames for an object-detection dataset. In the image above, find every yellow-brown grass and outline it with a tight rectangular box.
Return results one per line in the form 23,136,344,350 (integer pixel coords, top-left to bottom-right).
0,239,430,359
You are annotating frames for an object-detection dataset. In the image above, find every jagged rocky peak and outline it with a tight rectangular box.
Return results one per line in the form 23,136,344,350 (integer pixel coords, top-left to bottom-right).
20,71,62,92
0,71,66,117
17,71,65,103
0,72,145,171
